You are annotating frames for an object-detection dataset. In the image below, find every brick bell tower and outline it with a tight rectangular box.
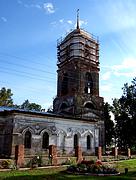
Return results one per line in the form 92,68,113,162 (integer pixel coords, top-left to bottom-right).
53,11,104,120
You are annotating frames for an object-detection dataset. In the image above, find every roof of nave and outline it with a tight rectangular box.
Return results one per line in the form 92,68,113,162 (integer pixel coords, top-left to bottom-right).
0,106,98,122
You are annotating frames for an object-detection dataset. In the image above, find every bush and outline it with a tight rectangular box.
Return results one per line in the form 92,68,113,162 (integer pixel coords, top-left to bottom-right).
61,158,71,165
61,158,76,165
1,160,13,169
67,160,119,175
27,155,43,168
81,160,94,165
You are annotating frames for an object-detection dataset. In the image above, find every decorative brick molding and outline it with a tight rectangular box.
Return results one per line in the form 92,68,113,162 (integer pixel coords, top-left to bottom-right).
75,146,83,163
49,145,58,165
15,144,24,167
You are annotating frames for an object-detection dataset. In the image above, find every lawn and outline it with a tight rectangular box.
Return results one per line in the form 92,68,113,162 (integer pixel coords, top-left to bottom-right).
0,159,136,180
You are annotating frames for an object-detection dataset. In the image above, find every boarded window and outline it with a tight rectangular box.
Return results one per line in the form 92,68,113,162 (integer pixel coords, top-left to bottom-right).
42,132,49,149
24,131,31,149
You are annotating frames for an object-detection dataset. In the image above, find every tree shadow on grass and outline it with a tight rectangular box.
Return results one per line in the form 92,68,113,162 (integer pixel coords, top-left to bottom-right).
2,171,136,180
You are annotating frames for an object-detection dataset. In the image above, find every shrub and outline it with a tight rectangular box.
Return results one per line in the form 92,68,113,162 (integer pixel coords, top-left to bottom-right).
1,160,12,169
61,158,71,165
67,160,119,175
27,155,43,168
61,158,77,165
81,160,94,165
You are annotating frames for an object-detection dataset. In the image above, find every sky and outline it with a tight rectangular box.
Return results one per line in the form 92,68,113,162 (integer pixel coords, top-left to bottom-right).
0,0,136,109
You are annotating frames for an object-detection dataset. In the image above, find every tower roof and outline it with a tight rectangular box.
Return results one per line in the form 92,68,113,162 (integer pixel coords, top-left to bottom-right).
57,11,98,46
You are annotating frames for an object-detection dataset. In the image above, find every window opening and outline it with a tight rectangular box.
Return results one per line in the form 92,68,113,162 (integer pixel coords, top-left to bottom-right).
84,72,93,94
61,73,68,95
42,132,49,149
74,134,78,149
87,135,91,150
24,131,31,149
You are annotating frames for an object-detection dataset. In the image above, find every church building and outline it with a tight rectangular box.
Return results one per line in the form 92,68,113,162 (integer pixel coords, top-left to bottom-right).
0,14,104,159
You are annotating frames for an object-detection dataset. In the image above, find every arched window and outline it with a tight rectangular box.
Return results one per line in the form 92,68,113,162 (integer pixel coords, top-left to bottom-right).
84,72,93,94
84,102,95,109
60,102,68,110
74,134,78,149
24,131,31,149
42,132,49,149
61,73,68,95
87,135,91,150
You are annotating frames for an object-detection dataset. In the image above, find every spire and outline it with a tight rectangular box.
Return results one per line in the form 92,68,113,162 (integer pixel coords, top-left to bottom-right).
76,9,79,29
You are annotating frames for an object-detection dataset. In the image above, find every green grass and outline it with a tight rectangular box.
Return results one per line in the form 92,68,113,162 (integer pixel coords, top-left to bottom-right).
0,159,136,180
115,159,136,171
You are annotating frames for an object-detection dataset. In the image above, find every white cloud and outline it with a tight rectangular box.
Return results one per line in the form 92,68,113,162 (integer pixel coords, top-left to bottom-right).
17,0,42,10
113,71,136,78
112,57,136,77
74,19,88,28
50,21,57,26
95,1,136,33
101,71,111,80
103,57,136,78
100,84,112,92
1,17,7,22
43,3,55,14
59,19,64,23
51,19,74,31
31,4,42,9
67,20,73,25
17,0,22,4
112,57,136,70
79,20,88,26
51,18,87,33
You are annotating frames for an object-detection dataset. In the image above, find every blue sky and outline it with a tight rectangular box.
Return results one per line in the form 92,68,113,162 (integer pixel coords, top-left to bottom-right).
0,0,136,109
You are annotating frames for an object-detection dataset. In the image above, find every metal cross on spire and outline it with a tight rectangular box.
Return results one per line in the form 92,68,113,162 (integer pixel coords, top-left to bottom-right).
77,9,80,29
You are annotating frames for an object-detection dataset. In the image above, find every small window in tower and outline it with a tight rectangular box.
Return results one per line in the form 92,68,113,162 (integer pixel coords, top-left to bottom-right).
61,73,68,95
84,72,93,94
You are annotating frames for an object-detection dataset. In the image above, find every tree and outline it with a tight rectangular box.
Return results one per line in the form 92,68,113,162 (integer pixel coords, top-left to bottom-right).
112,77,136,149
112,98,122,117
104,102,114,147
47,105,53,113
20,99,42,111
0,87,13,106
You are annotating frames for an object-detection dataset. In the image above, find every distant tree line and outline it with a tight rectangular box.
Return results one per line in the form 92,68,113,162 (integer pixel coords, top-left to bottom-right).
0,87,42,111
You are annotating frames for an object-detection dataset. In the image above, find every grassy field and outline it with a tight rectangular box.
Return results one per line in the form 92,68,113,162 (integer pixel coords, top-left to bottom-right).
0,159,136,179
